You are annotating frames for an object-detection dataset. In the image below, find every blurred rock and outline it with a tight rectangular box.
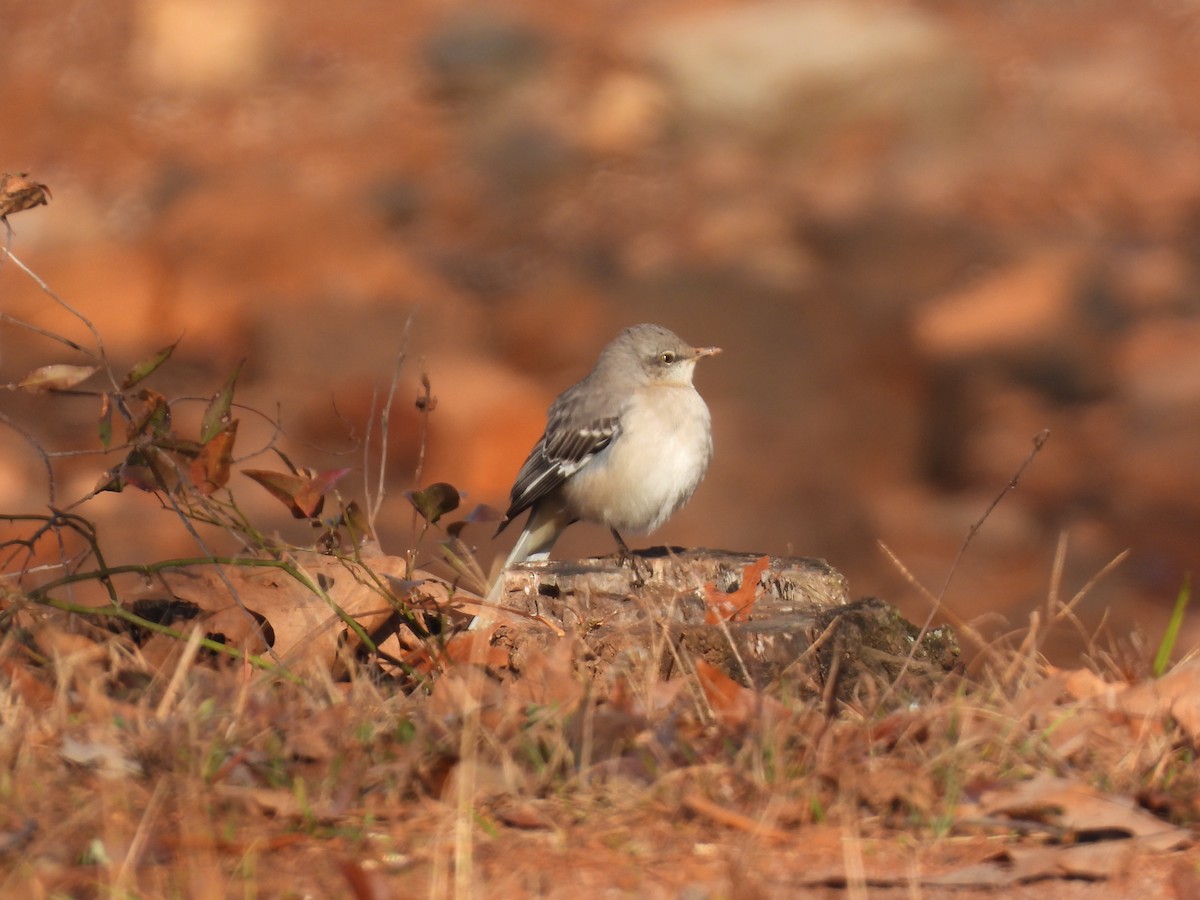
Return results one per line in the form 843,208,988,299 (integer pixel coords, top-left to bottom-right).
579,72,669,155
1118,318,1200,419
132,0,273,91
469,118,576,194
422,12,547,103
637,0,979,141
491,267,613,376
1106,244,1194,316
913,249,1119,489
914,250,1088,360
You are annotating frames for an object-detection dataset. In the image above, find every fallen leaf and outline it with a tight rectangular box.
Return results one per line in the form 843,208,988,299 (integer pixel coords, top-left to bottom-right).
140,552,469,670
60,733,143,778
443,627,510,670
981,774,1191,851
1110,660,1200,744
681,792,791,841
693,658,788,729
508,639,584,712
703,555,768,624
491,798,557,830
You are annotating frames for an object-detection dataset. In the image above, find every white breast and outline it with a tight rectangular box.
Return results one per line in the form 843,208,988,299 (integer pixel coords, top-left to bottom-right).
563,385,712,533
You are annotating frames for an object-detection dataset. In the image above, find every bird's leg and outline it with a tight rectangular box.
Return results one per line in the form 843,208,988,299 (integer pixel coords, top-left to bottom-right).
610,528,646,587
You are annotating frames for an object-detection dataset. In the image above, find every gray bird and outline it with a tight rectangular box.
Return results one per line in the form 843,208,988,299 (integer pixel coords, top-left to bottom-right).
496,323,720,570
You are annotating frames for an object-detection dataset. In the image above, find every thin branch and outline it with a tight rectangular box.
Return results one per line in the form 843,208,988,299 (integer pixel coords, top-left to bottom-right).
0,311,96,356
1,243,120,392
0,410,57,506
368,310,416,528
875,429,1050,712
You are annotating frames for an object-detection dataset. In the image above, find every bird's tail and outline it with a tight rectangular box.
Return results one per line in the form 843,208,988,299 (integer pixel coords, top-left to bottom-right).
480,504,573,609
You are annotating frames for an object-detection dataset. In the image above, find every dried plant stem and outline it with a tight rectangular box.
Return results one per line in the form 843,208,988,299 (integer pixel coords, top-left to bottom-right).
877,429,1050,711
365,310,416,528
1,238,119,392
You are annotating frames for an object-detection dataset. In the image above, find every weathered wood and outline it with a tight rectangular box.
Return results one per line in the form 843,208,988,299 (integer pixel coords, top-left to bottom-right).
487,548,959,707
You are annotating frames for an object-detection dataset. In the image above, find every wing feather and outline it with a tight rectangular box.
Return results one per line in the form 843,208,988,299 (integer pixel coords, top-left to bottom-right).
497,410,619,530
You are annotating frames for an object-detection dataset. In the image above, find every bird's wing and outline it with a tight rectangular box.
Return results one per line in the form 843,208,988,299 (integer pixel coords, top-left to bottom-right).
497,407,620,531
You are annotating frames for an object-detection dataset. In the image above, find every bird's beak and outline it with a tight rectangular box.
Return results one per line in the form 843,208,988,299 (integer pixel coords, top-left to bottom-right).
692,346,722,359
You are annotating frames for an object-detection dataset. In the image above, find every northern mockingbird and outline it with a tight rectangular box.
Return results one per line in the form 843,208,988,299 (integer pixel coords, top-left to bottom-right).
496,323,720,571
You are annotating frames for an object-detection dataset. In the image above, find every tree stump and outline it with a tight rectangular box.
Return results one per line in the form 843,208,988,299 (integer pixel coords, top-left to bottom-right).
487,548,960,707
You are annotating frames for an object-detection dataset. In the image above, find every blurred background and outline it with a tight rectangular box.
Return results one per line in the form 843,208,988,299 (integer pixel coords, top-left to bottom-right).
2,0,1199,664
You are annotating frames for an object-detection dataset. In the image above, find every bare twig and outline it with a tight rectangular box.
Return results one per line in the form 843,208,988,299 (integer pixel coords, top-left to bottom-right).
876,429,1050,712
0,311,96,356
1,237,119,393
366,310,416,528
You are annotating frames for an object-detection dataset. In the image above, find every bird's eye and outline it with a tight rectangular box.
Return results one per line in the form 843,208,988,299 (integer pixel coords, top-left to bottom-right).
659,351,676,364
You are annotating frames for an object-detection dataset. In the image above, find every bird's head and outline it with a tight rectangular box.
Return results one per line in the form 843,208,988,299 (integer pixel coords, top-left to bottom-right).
609,323,721,386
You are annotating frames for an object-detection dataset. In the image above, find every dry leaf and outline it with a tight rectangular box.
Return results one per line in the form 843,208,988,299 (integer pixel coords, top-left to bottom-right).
981,774,1191,851
189,421,238,495
693,658,788,728
491,798,557,830
1110,660,1200,744
140,552,465,669
508,639,584,712
60,733,143,778
243,468,349,519
15,364,98,392
703,555,768,624
0,172,51,218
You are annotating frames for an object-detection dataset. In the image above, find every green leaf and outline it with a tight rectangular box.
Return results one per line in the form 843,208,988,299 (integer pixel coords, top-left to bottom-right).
16,364,98,392
121,340,179,389
200,358,245,444
94,468,124,494
405,482,460,525
340,500,375,544
1153,575,1191,678
98,393,114,450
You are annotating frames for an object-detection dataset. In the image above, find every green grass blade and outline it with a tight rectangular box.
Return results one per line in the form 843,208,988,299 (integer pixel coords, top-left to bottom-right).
1153,575,1191,678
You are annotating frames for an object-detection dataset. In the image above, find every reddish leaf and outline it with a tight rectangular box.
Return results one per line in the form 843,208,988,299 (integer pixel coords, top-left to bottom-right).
126,388,171,440
119,446,180,493
703,555,768,624
189,421,238,495
694,660,762,728
16,364,98,393
244,467,349,519
121,340,179,389
301,468,351,514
